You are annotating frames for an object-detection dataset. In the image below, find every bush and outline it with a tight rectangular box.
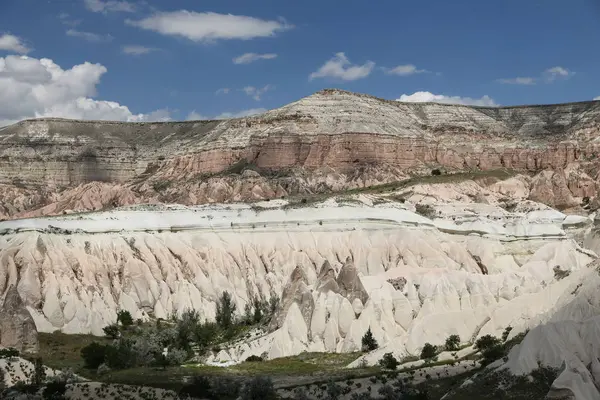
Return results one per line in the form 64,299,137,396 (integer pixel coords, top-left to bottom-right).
241,376,277,400
81,342,107,369
361,327,378,352
420,343,437,360
445,334,460,351
105,339,136,369
379,353,400,370
0,348,19,359
245,355,264,362
431,169,442,176
42,380,67,400
103,323,120,339
117,310,134,328
475,335,501,351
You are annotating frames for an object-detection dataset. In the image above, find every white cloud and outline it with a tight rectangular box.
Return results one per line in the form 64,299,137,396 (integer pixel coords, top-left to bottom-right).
66,29,113,42
126,11,292,43
309,52,374,81
215,108,267,119
594,96,600,101
233,52,277,65
397,91,498,107
242,84,274,101
384,64,427,76
544,66,574,82
0,55,169,126
122,45,158,55
497,77,536,85
59,13,82,27
83,0,136,13
0,34,31,54
215,88,230,95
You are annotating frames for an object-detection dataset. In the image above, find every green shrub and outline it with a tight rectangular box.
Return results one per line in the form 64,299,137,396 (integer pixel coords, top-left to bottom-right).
103,323,120,339
117,310,134,328
0,348,19,359
241,376,277,400
81,342,108,369
379,353,400,370
420,343,437,360
245,355,264,362
445,334,460,351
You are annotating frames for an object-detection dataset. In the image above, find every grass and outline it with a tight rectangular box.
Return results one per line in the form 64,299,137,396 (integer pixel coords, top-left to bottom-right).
30,332,110,373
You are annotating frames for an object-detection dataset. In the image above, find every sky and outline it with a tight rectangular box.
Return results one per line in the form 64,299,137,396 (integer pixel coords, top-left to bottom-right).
0,0,599,125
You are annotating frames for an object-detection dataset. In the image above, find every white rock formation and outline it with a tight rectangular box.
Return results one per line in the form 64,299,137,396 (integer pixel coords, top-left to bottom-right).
0,198,593,370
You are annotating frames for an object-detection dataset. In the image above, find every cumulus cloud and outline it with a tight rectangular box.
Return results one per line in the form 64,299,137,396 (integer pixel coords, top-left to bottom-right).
215,88,230,95
83,0,136,13
397,91,498,107
126,11,292,43
497,77,536,85
233,52,277,64
544,66,574,82
0,34,31,54
122,45,158,55
66,29,113,42
215,108,267,119
383,64,428,76
242,84,274,101
594,96,600,101
0,55,169,126
309,52,374,81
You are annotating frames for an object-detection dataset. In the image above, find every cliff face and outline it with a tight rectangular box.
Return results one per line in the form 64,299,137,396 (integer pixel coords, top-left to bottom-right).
1,89,600,218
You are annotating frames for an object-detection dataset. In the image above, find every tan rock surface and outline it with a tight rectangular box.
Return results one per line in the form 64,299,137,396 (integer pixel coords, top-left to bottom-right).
1,90,600,219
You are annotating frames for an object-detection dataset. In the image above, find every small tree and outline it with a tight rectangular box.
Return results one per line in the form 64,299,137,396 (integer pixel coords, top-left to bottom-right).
216,291,236,330
103,323,120,339
81,342,108,369
32,357,46,387
378,353,399,370
445,334,460,351
475,335,501,352
252,297,263,324
420,343,437,360
361,327,378,352
117,310,134,328
502,326,513,342
194,321,219,351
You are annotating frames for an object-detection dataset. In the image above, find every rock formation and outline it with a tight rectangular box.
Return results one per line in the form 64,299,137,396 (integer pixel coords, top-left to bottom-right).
0,286,38,353
1,90,600,219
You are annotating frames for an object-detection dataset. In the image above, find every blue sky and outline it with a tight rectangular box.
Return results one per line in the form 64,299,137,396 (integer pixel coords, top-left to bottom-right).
0,0,599,124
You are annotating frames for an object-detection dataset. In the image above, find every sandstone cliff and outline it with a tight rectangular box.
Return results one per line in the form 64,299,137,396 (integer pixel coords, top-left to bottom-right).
1,89,600,219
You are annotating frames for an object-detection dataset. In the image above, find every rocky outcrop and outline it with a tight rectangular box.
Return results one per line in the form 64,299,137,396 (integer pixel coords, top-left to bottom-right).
315,261,340,294
1,90,600,219
269,266,315,333
0,286,38,353
335,257,368,305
